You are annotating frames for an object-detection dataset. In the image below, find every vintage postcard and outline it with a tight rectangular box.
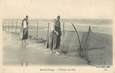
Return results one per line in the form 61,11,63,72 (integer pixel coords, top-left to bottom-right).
0,0,115,73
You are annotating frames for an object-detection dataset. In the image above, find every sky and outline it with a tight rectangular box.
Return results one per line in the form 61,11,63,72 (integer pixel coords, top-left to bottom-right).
0,0,114,19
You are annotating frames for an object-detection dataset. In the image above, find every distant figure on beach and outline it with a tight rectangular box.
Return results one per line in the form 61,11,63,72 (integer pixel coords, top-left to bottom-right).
20,16,29,48
49,16,62,54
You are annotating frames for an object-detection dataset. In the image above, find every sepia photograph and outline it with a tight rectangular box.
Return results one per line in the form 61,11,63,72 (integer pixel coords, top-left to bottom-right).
2,16,112,66
0,0,114,73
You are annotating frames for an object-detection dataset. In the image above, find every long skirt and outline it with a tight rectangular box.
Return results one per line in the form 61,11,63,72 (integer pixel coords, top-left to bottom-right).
21,28,28,40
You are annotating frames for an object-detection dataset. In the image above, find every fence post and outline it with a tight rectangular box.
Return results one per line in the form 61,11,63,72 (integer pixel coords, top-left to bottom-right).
8,20,9,32
15,20,17,33
62,22,65,49
6,20,8,32
3,21,4,31
12,19,13,32
36,21,39,39
6,21,7,31
6,20,9,31
63,22,65,36
46,22,50,48
13,19,14,32
3,20,5,31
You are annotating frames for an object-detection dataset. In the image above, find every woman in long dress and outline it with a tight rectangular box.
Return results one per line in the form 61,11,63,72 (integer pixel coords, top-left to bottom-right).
20,16,29,48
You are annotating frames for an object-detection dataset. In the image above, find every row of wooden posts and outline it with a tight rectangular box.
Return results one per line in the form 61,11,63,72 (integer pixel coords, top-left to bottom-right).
2,20,65,40
2,21,18,32
2,19,91,64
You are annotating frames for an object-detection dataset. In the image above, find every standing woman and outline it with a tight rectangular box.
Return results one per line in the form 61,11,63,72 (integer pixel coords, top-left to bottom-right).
21,16,29,48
